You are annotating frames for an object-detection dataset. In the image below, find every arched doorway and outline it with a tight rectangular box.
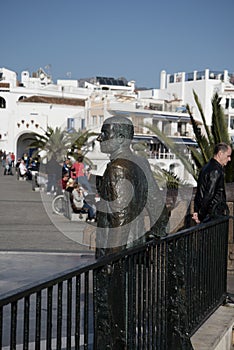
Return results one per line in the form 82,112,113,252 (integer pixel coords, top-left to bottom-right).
16,132,38,159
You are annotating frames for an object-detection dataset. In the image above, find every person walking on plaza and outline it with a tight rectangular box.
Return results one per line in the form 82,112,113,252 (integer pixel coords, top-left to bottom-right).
11,152,15,167
46,156,62,195
4,152,13,175
192,142,232,224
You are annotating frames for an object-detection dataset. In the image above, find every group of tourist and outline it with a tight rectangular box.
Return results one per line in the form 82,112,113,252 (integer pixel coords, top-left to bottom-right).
0,147,96,222
1,150,15,175
16,154,40,180
0,150,41,179
55,155,97,222
61,155,93,192
0,148,97,221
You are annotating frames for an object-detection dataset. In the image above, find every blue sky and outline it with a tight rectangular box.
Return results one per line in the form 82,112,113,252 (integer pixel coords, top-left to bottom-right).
2,0,234,88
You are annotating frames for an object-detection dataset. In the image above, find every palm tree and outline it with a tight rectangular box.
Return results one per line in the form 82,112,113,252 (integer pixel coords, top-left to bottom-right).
146,91,233,182
144,122,197,181
186,91,233,182
27,126,97,165
132,134,190,191
27,126,70,162
68,129,97,163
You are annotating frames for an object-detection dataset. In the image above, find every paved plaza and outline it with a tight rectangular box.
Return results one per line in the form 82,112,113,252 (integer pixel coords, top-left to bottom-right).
0,167,95,296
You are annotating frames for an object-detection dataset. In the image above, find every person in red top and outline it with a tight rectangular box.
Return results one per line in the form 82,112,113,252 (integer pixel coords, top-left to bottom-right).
71,156,84,178
55,172,69,195
60,172,69,190
11,152,15,167
71,155,93,193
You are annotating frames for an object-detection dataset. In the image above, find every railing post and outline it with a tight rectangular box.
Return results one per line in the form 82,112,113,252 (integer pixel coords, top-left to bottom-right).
93,259,127,349
167,238,194,350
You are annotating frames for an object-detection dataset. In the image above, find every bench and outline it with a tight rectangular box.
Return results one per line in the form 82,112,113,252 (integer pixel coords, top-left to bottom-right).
63,191,88,221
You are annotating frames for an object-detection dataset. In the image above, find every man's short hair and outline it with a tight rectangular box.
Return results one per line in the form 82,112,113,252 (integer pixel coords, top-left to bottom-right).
77,155,84,162
103,116,134,140
214,142,230,155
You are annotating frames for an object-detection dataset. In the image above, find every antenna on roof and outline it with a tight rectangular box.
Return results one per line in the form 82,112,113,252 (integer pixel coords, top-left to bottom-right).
44,64,52,77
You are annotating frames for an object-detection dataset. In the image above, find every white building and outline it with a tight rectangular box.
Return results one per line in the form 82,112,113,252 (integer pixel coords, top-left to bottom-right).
1,66,219,185
139,68,234,139
0,68,140,154
0,67,91,156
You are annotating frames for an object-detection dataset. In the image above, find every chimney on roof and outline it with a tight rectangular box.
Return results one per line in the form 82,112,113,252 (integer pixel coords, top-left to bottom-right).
160,70,166,90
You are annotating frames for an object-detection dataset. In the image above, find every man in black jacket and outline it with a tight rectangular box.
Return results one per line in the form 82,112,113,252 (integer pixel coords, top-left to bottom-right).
192,142,232,224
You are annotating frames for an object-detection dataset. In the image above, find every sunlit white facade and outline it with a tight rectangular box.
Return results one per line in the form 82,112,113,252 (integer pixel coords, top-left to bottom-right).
1,66,232,185
144,68,234,139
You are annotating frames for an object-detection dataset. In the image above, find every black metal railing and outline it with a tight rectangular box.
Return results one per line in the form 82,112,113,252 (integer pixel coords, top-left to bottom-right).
0,216,229,349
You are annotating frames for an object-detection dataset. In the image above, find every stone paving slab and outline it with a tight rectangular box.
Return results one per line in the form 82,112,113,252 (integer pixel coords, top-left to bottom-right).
191,305,234,350
0,171,94,252
0,169,95,296
0,252,95,297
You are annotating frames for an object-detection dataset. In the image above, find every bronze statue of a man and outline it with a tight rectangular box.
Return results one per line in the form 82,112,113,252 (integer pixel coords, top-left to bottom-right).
95,115,168,258
94,116,168,349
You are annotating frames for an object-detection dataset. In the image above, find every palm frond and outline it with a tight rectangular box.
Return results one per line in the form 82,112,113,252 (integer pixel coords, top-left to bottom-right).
151,164,188,189
145,123,196,179
193,90,213,145
211,93,230,144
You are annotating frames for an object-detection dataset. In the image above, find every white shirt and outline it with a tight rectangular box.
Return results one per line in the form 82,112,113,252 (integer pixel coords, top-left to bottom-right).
19,162,27,175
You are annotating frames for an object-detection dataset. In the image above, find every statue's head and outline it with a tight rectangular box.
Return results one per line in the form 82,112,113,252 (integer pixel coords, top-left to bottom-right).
97,116,134,155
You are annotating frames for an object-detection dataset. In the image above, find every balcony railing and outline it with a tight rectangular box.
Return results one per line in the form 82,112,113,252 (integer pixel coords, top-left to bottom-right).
0,216,229,349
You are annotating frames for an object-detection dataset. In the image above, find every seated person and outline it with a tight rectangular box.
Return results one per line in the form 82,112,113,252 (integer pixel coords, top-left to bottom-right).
71,183,96,222
54,173,70,195
60,172,69,191
65,178,75,193
28,157,40,172
18,160,28,179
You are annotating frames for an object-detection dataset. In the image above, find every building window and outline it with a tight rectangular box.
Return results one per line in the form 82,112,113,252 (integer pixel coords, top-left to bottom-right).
92,115,97,125
152,119,159,127
149,103,163,111
81,119,85,130
185,72,194,81
67,118,74,131
230,116,234,130
196,71,205,80
169,75,174,83
178,122,187,136
0,97,6,108
162,121,171,135
99,115,104,125
225,99,234,109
